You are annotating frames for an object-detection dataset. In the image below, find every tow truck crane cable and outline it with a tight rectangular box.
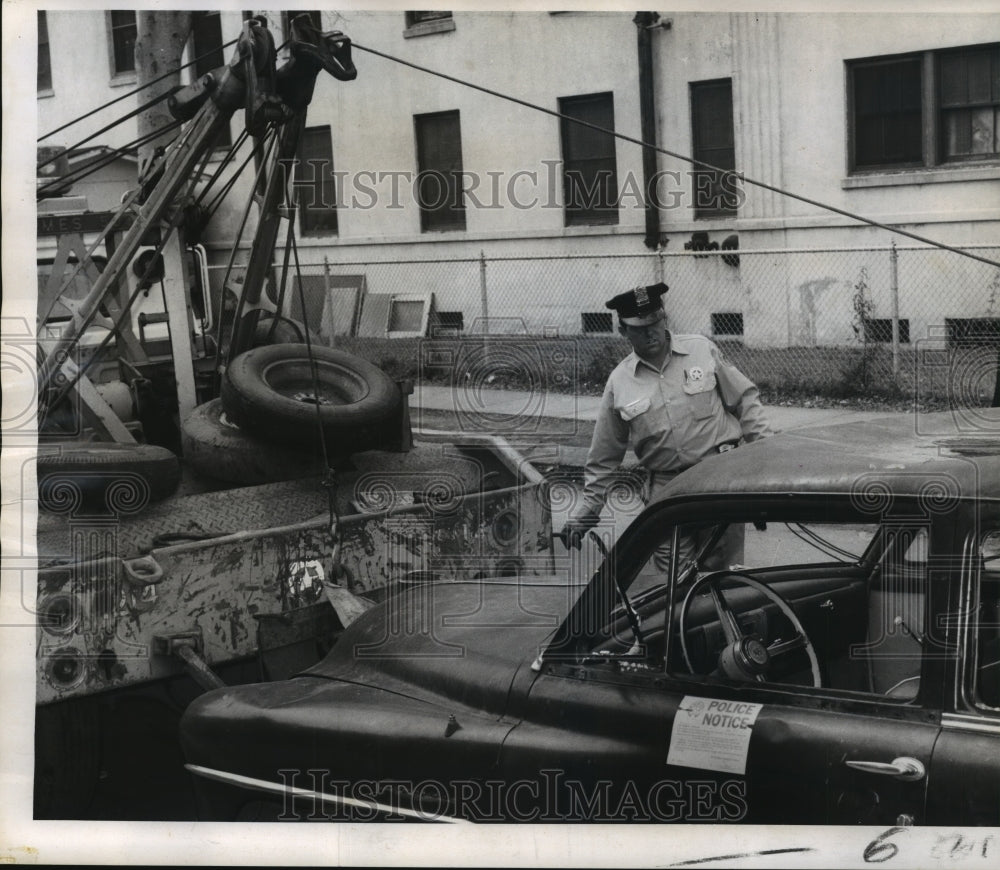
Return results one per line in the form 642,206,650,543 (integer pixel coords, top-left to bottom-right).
350,41,1000,271
38,39,239,143
36,113,208,328
194,129,254,218
210,127,282,374
38,203,190,425
37,119,185,200
285,176,343,568
37,121,254,334
37,89,181,176
38,112,232,422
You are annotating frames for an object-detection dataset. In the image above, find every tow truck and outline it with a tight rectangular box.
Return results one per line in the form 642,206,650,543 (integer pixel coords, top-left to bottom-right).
33,15,555,819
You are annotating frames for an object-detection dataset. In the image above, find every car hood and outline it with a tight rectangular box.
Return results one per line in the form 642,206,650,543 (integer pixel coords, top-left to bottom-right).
303,576,585,711
180,577,585,788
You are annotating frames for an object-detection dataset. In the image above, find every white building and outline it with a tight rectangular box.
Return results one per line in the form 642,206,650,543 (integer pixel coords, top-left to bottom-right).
35,9,1000,347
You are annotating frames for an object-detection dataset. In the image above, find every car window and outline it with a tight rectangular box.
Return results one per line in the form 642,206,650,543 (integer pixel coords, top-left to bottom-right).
975,530,1000,711
596,518,928,701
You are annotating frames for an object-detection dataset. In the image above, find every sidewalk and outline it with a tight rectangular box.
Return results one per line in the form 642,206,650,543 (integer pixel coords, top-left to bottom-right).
409,383,906,468
410,384,898,430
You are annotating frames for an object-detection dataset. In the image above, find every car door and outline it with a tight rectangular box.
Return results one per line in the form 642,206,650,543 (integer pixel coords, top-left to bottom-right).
503,499,942,824
502,657,743,822
927,526,1000,826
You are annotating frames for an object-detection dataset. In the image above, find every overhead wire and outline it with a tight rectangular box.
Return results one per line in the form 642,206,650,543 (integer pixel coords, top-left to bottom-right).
211,126,281,369
37,89,178,174
37,119,184,199
38,38,239,143
37,109,221,416
350,41,1000,271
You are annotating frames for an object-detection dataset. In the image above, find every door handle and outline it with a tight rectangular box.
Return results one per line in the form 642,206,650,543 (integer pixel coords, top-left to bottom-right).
844,756,925,781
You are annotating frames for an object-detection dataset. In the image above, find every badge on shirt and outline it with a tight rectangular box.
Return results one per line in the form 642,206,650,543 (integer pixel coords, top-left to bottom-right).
685,366,704,383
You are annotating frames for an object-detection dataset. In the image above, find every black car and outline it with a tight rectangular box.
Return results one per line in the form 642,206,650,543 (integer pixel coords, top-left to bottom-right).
180,409,1000,824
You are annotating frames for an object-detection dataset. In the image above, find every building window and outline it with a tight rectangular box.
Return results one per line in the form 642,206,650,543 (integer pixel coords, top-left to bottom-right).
939,45,1000,161
38,11,52,92
848,42,999,171
581,312,613,333
295,126,338,236
559,92,619,227
414,110,466,232
690,79,738,218
710,312,744,337
946,317,1000,347
851,56,923,168
433,311,465,334
109,10,137,76
404,12,455,38
192,12,230,146
864,318,910,344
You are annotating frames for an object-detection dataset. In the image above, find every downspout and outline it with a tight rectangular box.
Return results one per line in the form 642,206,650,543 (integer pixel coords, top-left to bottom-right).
634,12,662,251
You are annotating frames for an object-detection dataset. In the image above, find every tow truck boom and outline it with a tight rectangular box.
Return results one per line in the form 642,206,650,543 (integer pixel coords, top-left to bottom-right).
38,15,357,413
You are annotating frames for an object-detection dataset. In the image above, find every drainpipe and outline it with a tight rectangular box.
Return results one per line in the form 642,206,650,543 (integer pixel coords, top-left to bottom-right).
634,12,663,251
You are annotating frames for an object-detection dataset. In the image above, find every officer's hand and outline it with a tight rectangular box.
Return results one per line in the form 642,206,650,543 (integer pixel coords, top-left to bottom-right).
557,516,599,550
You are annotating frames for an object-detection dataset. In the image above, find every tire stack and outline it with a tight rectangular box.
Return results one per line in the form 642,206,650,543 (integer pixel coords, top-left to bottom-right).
182,344,404,485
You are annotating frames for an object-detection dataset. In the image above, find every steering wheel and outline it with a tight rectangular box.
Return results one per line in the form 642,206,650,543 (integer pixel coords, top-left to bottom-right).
679,571,822,687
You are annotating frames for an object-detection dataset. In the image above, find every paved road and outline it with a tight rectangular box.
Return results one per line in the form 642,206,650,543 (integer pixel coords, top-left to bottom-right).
410,383,901,431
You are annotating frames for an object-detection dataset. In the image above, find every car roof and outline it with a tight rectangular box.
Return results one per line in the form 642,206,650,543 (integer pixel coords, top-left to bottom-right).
664,408,1000,502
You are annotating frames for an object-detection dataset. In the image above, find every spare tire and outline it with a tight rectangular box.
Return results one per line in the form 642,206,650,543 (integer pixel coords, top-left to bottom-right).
37,442,180,514
221,344,402,455
181,398,323,484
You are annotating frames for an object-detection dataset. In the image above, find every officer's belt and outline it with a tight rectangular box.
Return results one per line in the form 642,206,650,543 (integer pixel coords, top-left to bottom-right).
648,439,741,480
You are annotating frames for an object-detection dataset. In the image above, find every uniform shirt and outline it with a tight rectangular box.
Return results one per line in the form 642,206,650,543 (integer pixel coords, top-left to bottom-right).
579,331,772,516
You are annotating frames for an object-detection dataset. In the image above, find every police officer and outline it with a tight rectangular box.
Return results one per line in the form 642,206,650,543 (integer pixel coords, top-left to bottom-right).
559,282,772,570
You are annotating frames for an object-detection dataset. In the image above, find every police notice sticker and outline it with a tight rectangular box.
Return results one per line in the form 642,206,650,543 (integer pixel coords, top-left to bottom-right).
666,696,763,775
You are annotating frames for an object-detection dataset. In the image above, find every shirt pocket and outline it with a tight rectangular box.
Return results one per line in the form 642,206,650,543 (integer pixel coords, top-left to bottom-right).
682,371,718,420
618,396,651,422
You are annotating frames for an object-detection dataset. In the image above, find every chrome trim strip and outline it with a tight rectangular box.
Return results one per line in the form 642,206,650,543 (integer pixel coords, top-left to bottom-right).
941,713,1000,734
184,763,471,824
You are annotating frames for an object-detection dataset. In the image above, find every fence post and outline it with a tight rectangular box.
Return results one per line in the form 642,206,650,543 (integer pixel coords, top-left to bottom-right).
479,250,489,334
890,241,900,377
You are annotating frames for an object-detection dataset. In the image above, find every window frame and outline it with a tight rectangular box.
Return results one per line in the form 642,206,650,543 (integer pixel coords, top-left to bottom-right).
558,91,620,228
957,529,1000,716
38,10,52,93
107,10,138,80
689,78,738,218
387,293,433,338
581,312,614,334
710,311,744,338
295,125,339,237
433,311,465,335
404,12,455,38
414,109,467,233
863,317,911,344
846,42,1000,175
191,11,231,147
545,495,942,708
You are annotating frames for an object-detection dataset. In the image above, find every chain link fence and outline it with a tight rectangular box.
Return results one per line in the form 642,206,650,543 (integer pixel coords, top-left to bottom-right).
207,244,1000,404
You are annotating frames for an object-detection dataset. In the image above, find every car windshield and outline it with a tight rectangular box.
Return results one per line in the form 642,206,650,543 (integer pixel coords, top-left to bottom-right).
588,515,930,701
